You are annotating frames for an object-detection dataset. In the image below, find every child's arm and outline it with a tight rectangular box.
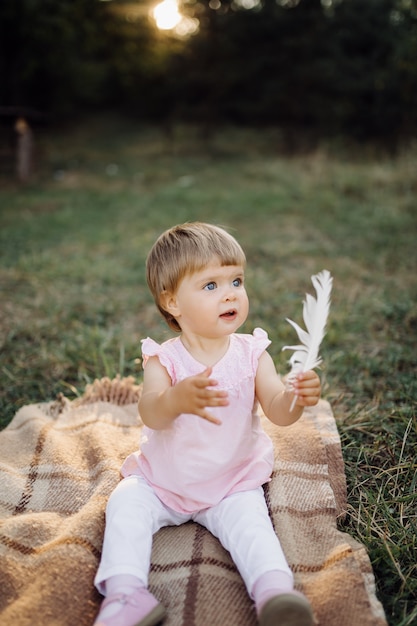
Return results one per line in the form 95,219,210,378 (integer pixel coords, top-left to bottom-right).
255,351,321,426
138,356,228,429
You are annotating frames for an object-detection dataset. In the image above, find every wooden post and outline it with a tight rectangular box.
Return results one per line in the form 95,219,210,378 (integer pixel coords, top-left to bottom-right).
15,117,34,183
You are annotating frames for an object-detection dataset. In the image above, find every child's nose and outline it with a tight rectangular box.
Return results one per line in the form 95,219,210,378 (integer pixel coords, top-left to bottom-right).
224,289,236,301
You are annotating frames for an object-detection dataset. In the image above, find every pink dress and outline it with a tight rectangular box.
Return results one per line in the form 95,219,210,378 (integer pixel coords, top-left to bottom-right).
121,327,275,514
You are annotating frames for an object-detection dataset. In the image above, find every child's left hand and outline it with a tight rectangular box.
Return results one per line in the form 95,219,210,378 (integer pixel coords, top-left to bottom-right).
290,370,321,407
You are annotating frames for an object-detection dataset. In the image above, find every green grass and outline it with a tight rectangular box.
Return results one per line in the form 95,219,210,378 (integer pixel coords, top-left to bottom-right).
1,116,416,625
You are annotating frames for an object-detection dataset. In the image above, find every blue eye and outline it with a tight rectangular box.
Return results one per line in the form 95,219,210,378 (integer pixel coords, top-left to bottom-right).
233,278,242,287
204,281,216,291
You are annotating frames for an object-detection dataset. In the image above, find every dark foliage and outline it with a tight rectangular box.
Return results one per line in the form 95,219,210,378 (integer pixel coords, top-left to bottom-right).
1,0,416,145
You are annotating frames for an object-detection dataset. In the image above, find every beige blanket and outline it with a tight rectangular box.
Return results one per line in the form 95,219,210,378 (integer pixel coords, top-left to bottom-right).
0,377,386,626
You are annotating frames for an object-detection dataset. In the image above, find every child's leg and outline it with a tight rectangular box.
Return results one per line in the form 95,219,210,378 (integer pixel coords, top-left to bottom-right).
94,475,186,626
95,475,182,592
195,487,313,625
195,487,293,595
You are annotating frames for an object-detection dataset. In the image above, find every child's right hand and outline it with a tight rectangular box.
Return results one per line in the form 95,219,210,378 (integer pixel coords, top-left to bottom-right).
173,367,228,425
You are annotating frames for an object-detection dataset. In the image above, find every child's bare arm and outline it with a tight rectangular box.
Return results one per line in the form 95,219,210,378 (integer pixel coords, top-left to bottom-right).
255,351,321,426
138,356,228,429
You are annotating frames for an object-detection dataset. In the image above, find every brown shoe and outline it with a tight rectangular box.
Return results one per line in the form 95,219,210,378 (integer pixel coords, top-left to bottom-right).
259,593,314,626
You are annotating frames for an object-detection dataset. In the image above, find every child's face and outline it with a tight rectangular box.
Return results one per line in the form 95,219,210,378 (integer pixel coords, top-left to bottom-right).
167,259,249,338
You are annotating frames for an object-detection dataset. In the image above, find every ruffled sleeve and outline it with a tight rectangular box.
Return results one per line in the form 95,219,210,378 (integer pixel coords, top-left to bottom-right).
251,327,272,368
141,337,176,382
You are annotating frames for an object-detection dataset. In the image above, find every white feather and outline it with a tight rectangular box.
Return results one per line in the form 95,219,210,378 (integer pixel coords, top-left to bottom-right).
282,269,333,410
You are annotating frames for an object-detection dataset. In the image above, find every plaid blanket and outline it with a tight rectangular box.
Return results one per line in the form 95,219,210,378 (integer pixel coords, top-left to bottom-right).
0,377,387,626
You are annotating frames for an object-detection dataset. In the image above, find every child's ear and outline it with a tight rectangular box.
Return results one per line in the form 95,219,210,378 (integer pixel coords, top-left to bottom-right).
160,290,180,317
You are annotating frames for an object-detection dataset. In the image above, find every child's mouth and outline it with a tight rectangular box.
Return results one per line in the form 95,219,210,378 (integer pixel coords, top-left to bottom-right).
220,310,237,319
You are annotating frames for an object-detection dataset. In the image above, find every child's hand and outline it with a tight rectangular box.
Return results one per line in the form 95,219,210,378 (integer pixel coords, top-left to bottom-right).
291,370,321,407
174,367,228,425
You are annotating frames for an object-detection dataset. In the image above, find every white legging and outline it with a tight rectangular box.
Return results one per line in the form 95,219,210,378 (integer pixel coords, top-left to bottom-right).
95,476,293,598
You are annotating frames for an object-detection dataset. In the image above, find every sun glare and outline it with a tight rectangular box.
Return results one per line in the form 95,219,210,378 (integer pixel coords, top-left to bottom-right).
152,0,182,30
152,0,199,36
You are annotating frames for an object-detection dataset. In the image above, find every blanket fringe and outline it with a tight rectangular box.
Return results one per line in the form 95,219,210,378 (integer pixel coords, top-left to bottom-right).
75,375,142,407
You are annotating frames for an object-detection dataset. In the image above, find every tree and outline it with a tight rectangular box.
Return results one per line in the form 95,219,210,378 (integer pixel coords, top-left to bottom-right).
1,0,415,145
0,0,157,118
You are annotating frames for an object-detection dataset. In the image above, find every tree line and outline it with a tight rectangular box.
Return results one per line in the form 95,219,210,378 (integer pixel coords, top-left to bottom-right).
1,0,416,147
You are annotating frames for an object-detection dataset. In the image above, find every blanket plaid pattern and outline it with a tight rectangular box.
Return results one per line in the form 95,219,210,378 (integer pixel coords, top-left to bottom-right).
0,377,387,626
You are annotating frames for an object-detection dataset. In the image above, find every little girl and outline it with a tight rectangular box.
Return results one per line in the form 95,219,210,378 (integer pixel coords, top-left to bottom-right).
93,222,321,626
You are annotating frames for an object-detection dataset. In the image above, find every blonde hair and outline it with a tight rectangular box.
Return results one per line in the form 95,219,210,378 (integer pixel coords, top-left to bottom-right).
146,222,246,332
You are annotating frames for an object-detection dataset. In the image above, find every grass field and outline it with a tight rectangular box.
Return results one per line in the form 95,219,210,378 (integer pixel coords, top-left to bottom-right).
1,117,416,625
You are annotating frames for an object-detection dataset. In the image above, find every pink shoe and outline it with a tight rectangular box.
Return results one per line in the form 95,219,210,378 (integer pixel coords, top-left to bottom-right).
94,587,166,626
259,593,314,626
